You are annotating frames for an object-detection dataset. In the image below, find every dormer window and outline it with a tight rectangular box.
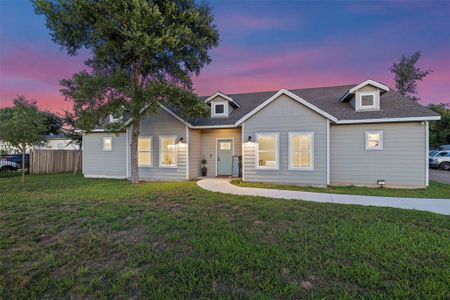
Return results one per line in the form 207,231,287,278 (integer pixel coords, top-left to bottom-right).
109,111,123,123
340,80,388,112
358,92,378,110
211,101,228,117
205,91,241,118
214,103,225,115
361,94,374,107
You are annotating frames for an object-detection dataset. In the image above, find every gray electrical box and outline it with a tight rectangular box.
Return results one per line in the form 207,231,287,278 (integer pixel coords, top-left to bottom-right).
232,156,240,177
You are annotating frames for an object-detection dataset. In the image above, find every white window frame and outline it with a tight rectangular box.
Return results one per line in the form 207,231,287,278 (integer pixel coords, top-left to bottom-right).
365,131,383,151
288,132,314,171
211,100,228,117
356,91,379,110
109,113,123,123
159,135,177,168
255,132,280,170
138,136,153,167
103,137,112,151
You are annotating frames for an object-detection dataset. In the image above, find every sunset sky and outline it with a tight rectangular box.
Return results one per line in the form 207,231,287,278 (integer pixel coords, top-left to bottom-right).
1,1,449,113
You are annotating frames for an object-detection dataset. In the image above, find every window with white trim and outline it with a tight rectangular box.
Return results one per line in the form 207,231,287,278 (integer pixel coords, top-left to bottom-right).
357,91,379,110
365,131,383,150
256,133,279,169
159,136,177,167
289,132,314,170
212,101,228,117
103,137,112,151
138,137,152,166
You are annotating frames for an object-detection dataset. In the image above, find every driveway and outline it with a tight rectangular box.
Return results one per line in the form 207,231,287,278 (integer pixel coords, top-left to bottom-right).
430,168,450,184
197,178,450,215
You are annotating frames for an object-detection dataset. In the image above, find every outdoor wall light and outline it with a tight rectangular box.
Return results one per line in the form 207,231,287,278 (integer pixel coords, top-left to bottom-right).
247,136,253,142
178,137,184,143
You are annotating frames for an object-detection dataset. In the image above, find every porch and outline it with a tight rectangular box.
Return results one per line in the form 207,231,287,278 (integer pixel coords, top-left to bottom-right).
188,127,242,178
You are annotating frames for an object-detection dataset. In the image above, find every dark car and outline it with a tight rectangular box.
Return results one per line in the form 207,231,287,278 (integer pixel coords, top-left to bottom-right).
438,145,450,150
3,154,29,168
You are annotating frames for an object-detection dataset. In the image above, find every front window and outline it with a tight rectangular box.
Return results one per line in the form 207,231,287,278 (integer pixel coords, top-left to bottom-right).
138,137,152,166
289,132,314,170
103,137,112,151
256,133,279,169
365,131,383,150
220,142,231,150
159,136,177,167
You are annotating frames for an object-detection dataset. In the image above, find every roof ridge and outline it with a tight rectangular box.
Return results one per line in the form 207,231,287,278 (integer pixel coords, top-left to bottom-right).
200,83,357,98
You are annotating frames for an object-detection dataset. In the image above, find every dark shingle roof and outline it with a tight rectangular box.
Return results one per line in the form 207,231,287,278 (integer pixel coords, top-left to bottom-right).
187,84,438,126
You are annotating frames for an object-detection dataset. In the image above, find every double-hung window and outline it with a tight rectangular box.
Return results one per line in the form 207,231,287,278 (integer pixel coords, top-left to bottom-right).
138,137,152,167
103,137,112,151
255,133,279,169
159,136,177,167
288,132,314,170
365,131,383,150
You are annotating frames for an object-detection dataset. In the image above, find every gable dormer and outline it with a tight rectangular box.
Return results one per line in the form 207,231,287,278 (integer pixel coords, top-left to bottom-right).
340,80,389,111
205,91,240,118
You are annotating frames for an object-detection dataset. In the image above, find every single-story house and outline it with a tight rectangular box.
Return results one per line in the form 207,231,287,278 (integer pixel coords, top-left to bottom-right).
41,134,80,150
82,80,440,188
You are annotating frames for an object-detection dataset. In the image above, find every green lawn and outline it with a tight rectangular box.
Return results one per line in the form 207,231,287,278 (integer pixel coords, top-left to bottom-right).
231,180,450,199
1,174,449,299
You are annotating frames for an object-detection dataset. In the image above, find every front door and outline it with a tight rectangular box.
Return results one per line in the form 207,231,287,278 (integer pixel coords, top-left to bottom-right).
217,139,233,176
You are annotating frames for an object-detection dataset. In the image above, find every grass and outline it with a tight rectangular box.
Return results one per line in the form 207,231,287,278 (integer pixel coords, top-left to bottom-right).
1,173,449,299
231,180,450,199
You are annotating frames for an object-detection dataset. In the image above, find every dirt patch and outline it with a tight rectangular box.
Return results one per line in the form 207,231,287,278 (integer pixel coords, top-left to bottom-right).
110,226,149,244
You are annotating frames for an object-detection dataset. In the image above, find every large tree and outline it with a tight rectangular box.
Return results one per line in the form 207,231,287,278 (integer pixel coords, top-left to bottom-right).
0,96,47,182
34,0,219,183
43,111,63,135
428,103,450,148
390,51,432,102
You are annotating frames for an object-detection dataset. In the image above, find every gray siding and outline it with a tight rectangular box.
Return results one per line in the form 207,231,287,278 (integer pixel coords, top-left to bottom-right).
83,132,127,178
243,94,328,185
330,122,426,187
127,108,187,181
200,128,242,177
188,129,202,179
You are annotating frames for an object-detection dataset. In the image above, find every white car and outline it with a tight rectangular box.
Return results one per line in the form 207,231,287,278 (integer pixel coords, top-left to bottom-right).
0,159,20,172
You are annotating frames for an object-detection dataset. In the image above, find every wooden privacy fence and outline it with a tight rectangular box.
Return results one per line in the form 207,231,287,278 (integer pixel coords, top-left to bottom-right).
30,150,82,174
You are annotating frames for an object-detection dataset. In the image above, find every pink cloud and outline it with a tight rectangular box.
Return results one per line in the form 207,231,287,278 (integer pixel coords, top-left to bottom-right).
0,47,85,85
0,45,86,112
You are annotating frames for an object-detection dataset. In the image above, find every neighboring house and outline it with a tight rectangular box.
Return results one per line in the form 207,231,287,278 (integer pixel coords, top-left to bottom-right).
33,134,79,150
43,134,79,150
82,80,440,188
1,135,79,153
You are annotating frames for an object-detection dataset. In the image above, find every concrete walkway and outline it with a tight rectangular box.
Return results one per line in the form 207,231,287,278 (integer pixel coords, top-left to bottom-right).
197,178,450,216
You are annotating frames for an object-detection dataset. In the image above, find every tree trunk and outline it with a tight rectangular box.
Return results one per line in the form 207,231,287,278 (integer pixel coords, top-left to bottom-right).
73,149,81,175
21,145,25,183
130,117,141,184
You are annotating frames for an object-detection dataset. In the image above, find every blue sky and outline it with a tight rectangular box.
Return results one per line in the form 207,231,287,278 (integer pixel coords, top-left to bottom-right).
1,0,449,112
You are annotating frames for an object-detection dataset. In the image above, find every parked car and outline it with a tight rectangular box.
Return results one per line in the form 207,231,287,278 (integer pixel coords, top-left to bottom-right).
429,150,450,170
3,154,28,168
0,159,20,172
438,145,450,150
429,150,439,157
